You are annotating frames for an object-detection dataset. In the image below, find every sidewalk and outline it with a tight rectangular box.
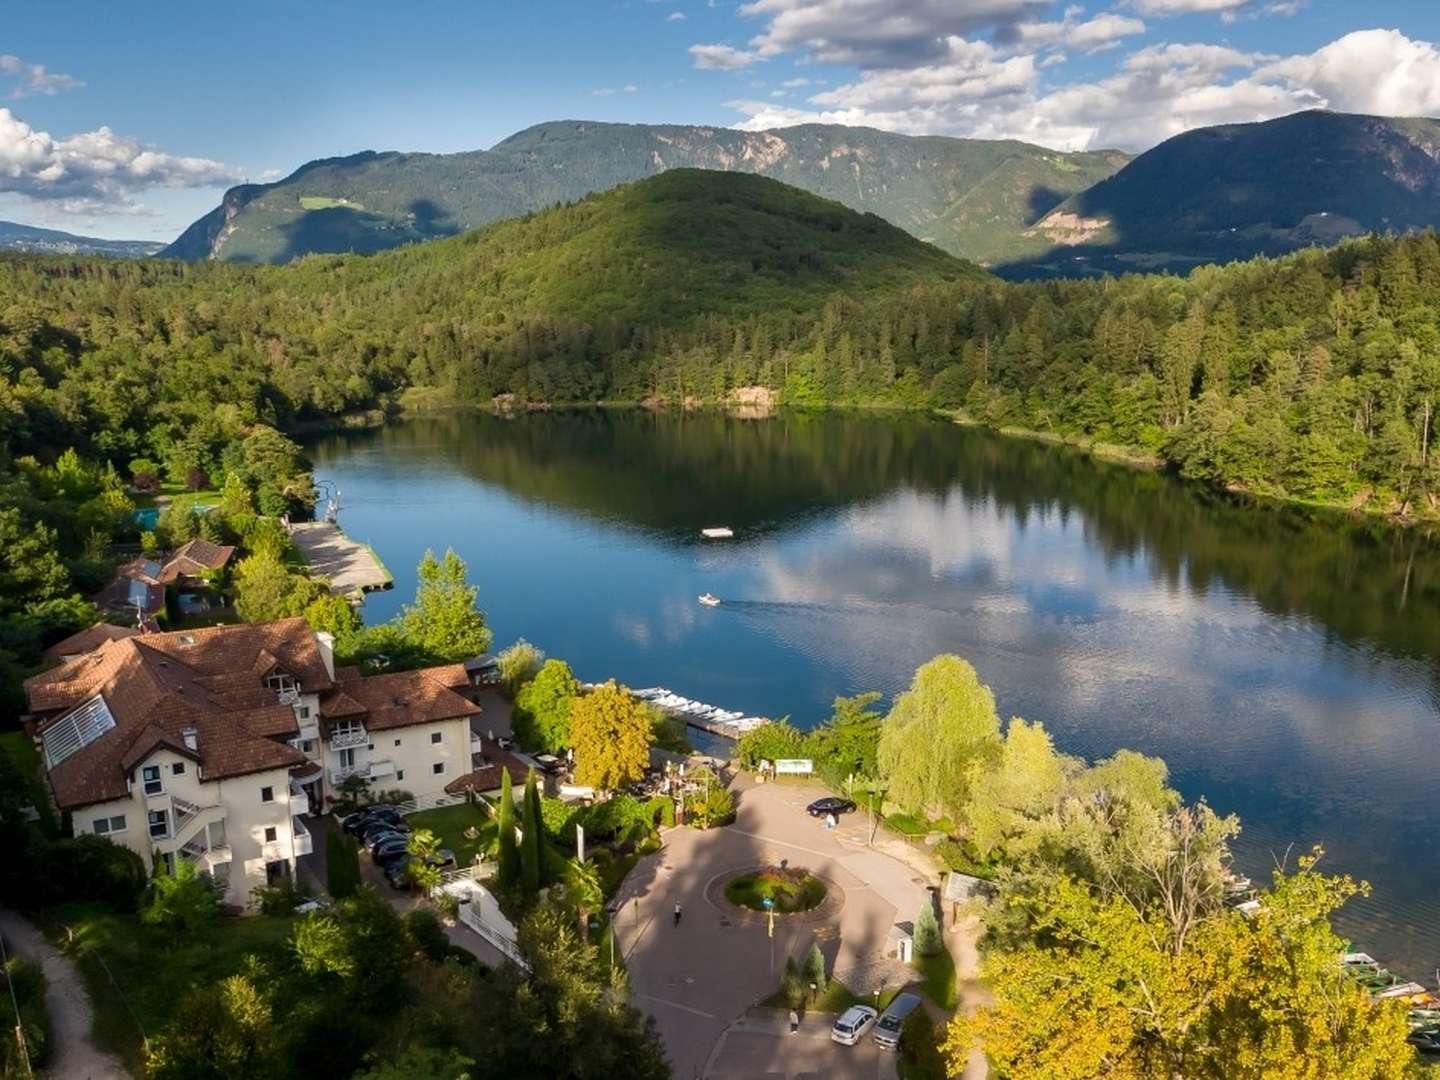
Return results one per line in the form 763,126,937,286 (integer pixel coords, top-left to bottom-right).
0,908,129,1079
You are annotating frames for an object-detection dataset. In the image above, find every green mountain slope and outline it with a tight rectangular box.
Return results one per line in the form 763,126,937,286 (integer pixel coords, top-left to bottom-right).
162,120,1125,265
1004,110,1440,277
0,220,161,257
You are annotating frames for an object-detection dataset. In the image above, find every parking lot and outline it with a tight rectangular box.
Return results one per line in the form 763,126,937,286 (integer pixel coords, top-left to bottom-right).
706,1008,892,1080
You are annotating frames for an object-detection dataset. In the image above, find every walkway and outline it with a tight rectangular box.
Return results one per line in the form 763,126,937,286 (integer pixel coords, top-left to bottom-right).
611,776,978,1079
0,908,128,1079
289,522,391,597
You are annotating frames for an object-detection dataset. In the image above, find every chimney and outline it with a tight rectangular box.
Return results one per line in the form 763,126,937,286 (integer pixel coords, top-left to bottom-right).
315,631,336,680
181,727,198,752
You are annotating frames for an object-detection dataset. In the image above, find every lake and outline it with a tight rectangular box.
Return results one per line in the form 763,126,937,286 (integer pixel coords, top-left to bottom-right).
308,409,1440,977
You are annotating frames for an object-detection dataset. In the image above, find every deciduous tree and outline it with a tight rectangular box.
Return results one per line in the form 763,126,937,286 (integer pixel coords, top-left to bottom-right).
571,681,653,792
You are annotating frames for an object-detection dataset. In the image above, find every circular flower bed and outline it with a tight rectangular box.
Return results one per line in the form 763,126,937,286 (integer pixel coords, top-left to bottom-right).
724,866,827,914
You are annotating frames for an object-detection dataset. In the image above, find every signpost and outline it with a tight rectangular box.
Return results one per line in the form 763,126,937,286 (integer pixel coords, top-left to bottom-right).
773,759,814,776
764,896,775,971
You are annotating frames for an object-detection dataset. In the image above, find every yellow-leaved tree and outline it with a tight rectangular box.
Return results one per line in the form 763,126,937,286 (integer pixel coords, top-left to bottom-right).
571,680,653,792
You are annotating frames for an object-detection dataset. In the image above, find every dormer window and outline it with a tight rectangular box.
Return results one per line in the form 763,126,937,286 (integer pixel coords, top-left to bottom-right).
265,672,298,694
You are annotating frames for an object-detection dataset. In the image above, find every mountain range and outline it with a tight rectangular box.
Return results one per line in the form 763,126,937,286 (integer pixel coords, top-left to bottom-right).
0,221,162,258
161,109,1440,277
161,120,1126,266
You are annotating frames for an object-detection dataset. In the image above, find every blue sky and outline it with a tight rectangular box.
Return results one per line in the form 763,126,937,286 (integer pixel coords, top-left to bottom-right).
4,0,1439,240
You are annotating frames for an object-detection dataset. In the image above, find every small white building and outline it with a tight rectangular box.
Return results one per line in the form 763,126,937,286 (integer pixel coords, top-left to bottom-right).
23,618,481,908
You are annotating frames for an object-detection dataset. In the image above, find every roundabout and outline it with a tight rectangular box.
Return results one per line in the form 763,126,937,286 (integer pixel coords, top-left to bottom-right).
723,866,828,914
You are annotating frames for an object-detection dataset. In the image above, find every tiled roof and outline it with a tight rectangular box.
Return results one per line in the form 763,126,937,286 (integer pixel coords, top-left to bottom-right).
157,539,236,583
93,559,165,616
334,664,482,732
43,623,139,660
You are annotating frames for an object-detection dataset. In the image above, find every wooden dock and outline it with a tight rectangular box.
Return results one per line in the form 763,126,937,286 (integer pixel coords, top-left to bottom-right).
289,522,393,599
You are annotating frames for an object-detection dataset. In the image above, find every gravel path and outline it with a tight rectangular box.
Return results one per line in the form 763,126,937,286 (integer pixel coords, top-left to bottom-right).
0,909,129,1079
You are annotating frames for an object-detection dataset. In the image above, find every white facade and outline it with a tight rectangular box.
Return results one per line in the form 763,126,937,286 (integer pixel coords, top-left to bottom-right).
318,713,472,805
72,746,311,908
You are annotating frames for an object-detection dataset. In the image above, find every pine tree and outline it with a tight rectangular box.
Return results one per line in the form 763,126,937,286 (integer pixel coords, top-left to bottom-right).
914,901,942,957
520,768,541,897
804,942,827,991
325,832,361,899
497,766,518,891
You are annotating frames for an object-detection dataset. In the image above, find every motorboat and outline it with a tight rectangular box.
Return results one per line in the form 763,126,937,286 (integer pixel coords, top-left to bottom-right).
701,527,734,539
698,593,721,607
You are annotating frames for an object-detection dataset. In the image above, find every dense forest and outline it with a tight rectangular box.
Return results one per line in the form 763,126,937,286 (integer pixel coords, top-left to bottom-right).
2,170,1440,551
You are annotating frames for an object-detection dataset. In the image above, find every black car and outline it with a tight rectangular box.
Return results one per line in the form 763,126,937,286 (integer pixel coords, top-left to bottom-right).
364,824,409,853
343,805,403,837
384,847,458,890
806,796,857,817
372,836,411,865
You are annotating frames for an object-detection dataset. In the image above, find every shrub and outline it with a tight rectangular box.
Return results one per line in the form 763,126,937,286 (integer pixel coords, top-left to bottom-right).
540,797,581,842
496,639,545,698
45,834,148,912
914,901,942,957
253,876,312,915
405,908,449,963
735,721,809,769
327,832,362,899
683,783,735,830
0,955,47,1073
780,955,804,1008
579,795,650,841
804,942,827,991
884,813,927,837
143,859,222,932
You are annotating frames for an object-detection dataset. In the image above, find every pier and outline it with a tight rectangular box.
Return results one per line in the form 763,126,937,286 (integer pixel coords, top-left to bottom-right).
630,687,769,740
289,522,393,599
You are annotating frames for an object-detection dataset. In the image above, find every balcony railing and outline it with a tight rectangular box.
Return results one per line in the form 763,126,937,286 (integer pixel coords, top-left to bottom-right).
292,817,313,857
329,727,368,750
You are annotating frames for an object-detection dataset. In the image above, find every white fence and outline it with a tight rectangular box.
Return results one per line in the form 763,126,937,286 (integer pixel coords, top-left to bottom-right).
452,882,528,968
385,790,474,817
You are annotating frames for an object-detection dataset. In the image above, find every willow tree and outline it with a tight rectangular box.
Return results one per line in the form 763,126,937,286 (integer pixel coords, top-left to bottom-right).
877,655,1001,820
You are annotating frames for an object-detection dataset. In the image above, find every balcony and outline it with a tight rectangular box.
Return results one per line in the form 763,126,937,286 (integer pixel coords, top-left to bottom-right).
297,719,320,743
292,816,313,857
180,834,231,869
288,784,310,818
328,726,368,751
330,759,394,786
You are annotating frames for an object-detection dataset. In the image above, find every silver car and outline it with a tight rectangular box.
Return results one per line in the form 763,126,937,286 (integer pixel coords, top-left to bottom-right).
873,992,923,1050
830,1005,878,1046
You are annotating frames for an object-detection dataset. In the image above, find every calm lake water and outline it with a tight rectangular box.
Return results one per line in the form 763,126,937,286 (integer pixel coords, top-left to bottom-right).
309,410,1440,977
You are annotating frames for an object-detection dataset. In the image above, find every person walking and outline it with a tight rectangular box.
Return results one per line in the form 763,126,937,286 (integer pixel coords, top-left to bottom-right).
673,900,682,927
789,1008,799,1034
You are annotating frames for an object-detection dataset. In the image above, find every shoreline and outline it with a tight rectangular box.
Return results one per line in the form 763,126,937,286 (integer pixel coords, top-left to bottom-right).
289,397,1434,528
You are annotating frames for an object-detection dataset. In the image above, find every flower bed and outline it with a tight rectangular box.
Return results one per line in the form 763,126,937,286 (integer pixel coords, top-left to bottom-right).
724,866,827,914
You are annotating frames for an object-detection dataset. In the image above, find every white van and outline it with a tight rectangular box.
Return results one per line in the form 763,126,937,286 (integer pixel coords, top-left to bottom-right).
830,1005,878,1046
873,992,924,1050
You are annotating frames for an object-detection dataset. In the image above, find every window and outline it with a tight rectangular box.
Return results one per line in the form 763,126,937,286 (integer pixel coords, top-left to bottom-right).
297,706,311,720
338,747,356,769
301,739,315,754
264,672,297,694
432,762,445,775
430,731,443,745
367,743,374,751
394,738,402,747
141,764,163,796
171,762,185,776
212,861,231,887
396,769,405,782
264,826,277,843
92,814,126,835
148,809,168,839
260,785,274,803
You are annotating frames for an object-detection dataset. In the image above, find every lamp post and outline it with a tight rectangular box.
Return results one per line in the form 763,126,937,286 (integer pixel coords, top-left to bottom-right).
809,981,817,1006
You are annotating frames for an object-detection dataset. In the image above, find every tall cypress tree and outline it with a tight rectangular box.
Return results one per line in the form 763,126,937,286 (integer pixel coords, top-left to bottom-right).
497,765,518,890
520,768,541,897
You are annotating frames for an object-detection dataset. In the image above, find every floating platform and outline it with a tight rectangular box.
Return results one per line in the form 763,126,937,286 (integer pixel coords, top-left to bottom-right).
629,686,769,740
289,522,393,599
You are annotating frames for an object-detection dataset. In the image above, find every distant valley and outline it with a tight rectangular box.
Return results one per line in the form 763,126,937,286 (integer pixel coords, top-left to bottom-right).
0,220,162,258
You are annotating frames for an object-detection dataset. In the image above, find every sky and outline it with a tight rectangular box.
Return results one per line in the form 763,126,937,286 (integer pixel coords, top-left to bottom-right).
4,0,1440,241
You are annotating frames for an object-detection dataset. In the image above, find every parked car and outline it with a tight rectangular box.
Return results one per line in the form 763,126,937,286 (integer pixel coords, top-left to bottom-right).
365,825,409,853
873,992,923,1050
361,819,409,847
381,845,456,888
343,805,403,837
372,836,411,865
830,1005,878,1046
806,796,857,818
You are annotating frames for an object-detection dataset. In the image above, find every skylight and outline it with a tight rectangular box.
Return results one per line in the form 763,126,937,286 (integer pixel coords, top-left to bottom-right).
41,695,117,767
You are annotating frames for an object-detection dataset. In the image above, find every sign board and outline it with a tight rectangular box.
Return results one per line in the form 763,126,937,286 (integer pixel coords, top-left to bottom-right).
773,759,814,775
762,896,774,909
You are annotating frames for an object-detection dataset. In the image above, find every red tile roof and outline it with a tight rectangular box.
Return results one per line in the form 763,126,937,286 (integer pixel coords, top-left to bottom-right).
43,623,139,660
23,618,486,810
157,539,236,583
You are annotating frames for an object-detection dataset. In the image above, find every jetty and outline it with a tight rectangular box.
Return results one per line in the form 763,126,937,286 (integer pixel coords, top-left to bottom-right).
630,686,769,740
289,522,393,600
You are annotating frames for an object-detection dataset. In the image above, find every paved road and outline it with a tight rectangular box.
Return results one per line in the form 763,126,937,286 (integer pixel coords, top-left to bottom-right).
0,908,129,1079
707,1009,892,1080
612,776,943,1080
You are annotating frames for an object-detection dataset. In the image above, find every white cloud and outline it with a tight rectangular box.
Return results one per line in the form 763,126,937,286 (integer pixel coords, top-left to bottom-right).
666,11,686,21
690,42,762,69
723,13,1440,154
781,76,812,88
0,108,241,212
0,54,82,99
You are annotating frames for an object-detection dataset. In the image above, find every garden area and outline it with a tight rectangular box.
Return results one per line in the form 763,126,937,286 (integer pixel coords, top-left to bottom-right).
724,866,827,914
405,800,496,868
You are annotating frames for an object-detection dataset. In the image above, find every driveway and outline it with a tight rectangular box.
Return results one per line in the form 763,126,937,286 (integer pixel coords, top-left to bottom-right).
707,1009,892,1080
611,776,939,1080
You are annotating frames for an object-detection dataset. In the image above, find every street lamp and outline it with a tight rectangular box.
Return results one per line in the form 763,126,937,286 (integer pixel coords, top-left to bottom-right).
809,981,817,1005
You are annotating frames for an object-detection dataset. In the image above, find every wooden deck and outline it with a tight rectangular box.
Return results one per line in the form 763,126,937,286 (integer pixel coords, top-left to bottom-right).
289,522,393,598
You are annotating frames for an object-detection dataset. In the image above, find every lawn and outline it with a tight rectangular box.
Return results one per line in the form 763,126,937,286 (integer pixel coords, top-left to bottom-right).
406,801,496,868
914,948,958,1009
760,979,863,1014
0,730,57,835
300,196,366,211
44,902,296,1073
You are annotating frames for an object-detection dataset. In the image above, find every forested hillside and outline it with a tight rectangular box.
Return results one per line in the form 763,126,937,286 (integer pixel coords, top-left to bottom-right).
2,170,1439,521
